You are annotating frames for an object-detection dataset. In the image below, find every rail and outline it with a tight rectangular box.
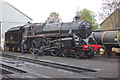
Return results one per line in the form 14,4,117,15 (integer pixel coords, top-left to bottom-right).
1,53,97,73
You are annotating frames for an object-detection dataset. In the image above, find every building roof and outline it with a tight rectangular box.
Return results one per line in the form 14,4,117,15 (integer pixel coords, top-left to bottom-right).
3,0,32,21
100,8,120,26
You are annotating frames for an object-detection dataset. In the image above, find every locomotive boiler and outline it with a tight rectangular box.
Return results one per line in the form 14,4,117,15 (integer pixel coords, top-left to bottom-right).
93,30,120,48
5,16,99,58
93,29,120,55
29,18,92,39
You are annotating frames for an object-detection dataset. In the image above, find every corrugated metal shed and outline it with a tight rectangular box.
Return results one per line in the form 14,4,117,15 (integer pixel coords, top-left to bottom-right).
0,0,32,49
100,8,120,30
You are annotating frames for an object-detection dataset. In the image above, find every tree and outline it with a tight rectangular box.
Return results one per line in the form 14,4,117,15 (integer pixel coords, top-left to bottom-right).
45,12,61,23
99,0,120,21
76,8,99,30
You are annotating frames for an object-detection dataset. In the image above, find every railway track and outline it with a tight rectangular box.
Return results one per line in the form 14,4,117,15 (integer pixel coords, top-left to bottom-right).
0,63,27,80
2,75,12,80
1,53,97,74
0,63,27,74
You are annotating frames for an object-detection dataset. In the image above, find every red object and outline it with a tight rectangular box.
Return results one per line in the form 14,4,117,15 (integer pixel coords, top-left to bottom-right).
11,36,13,40
2,34,4,37
83,44,102,51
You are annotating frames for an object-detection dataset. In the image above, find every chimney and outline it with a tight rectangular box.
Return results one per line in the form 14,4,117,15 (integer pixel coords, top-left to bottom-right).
74,16,80,21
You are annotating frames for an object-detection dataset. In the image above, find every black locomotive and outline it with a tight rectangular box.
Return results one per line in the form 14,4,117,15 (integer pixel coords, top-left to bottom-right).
93,29,120,55
5,16,99,58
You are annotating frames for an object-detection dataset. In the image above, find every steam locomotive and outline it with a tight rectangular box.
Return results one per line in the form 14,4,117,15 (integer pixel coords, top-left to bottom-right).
93,29,120,54
5,16,102,58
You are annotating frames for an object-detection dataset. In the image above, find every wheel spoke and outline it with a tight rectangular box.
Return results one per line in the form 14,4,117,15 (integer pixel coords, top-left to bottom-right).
50,51,55,56
61,51,67,57
75,50,85,59
29,40,37,54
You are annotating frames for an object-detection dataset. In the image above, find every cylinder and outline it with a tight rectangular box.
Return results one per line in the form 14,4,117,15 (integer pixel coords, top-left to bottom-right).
102,31,120,46
93,32,104,45
93,30,120,47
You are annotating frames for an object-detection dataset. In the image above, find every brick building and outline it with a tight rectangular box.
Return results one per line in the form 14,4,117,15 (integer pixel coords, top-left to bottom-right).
100,8,120,30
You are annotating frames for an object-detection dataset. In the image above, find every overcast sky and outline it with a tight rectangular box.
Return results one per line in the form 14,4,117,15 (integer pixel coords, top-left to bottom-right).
5,0,102,23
